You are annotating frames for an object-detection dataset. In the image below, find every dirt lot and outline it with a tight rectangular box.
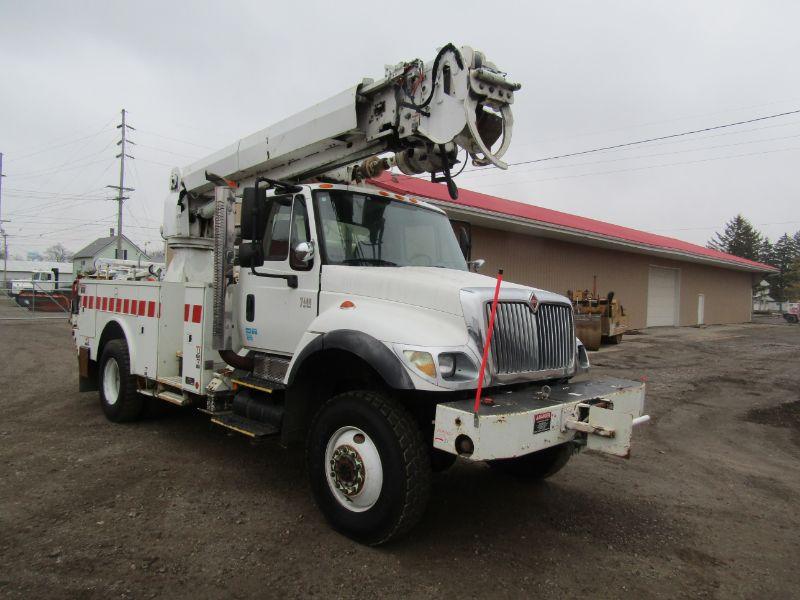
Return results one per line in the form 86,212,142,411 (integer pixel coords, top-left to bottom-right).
0,316,798,599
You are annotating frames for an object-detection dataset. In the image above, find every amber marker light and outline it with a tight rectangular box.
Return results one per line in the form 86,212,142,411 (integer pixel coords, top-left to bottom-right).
403,350,436,378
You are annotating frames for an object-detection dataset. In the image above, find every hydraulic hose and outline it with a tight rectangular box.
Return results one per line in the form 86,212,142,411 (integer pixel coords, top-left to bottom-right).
219,349,254,371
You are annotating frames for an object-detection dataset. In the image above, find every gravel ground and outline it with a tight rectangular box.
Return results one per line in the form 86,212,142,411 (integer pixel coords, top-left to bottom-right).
0,314,798,599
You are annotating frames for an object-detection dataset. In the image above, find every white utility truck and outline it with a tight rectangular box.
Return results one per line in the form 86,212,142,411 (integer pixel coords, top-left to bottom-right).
11,268,60,297
73,43,648,544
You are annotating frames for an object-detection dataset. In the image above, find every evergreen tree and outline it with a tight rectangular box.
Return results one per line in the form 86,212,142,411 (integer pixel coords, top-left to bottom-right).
759,237,774,265
766,233,799,303
708,215,762,261
787,254,800,301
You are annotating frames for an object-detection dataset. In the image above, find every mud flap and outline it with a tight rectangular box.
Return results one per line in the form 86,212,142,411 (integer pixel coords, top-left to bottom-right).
78,346,99,392
586,406,633,458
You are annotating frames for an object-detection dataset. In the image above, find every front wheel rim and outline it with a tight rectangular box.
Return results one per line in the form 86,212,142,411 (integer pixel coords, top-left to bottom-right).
102,358,121,405
324,426,383,512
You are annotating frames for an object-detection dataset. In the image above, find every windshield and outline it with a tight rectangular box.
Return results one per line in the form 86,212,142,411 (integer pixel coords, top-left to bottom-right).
313,190,467,270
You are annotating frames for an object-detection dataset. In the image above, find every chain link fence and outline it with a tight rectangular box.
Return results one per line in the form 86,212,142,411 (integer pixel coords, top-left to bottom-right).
1,278,75,320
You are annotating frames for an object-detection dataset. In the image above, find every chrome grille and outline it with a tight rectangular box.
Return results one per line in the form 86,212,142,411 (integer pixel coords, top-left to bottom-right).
486,302,575,374
535,303,575,370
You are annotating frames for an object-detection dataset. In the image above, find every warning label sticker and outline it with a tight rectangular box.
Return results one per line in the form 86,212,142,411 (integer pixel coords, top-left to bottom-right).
534,411,552,434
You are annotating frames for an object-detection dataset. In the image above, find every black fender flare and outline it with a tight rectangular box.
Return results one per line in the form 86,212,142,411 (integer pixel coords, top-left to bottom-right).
287,330,414,390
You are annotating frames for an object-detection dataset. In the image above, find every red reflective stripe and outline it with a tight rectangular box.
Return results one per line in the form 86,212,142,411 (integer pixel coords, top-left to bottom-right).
123,299,130,314
138,300,146,316
184,304,190,322
102,297,108,311
89,296,94,309
191,304,202,323
116,298,122,312
147,301,155,318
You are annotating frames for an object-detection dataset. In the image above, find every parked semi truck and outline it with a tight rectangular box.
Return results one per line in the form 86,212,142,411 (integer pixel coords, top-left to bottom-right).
72,43,649,544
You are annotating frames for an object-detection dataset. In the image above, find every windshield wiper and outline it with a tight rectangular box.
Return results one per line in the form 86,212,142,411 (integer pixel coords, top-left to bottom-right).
340,258,398,267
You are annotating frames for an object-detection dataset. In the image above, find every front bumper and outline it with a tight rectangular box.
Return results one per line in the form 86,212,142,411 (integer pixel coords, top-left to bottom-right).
432,377,648,461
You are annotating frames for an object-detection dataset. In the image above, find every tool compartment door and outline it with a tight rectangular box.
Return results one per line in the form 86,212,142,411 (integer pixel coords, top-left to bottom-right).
181,285,216,392
76,281,97,339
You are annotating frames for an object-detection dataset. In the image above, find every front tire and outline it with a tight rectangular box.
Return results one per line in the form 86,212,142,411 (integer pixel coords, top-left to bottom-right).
98,339,143,423
488,443,573,479
307,391,431,545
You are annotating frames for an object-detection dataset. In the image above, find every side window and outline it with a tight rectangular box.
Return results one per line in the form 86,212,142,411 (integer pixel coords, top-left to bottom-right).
450,220,471,261
262,199,292,261
290,197,312,271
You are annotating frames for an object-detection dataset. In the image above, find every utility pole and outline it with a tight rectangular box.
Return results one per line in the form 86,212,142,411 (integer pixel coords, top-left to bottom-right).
0,151,7,288
107,109,135,258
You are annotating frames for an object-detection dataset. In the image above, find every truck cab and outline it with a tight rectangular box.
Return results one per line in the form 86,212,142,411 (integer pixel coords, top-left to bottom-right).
11,269,57,297
237,182,587,392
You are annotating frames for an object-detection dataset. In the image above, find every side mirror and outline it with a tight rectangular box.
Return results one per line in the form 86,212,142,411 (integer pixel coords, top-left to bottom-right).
241,185,268,241
468,259,485,273
238,241,264,268
293,241,315,264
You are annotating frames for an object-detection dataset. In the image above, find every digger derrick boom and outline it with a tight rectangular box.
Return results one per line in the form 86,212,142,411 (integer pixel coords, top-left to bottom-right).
175,44,520,196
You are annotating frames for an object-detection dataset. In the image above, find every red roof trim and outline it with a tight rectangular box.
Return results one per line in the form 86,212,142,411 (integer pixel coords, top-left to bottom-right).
370,173,775,272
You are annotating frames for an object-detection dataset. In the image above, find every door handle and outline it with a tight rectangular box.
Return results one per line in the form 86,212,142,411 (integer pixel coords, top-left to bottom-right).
246,294,255,322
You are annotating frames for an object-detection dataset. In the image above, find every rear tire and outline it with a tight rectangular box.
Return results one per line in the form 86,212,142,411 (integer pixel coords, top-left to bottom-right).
488,443,573,479
307,391,431,545
430,448,458,472
98,339,143,423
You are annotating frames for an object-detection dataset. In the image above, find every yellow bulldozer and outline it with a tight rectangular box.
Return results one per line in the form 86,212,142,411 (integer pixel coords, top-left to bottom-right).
568,282,629,351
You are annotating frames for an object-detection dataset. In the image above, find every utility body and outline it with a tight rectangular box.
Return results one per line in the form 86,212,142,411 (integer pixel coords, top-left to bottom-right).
72,44,648,544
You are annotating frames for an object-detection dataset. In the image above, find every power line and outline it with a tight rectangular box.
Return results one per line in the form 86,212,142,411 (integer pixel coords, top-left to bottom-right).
467,107,800,174
650,220,800,233
135,129,216,151
4,115,117,163
7,157,112,180
136,142,200,160
458,118,800,180
464,144,800,191
457,131,800,182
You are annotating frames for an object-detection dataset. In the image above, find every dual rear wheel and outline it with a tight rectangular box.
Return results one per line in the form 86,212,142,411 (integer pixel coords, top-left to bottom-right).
98,339,144,422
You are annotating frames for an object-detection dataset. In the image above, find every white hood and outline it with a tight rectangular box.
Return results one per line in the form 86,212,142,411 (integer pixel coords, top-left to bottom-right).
321,266,544,315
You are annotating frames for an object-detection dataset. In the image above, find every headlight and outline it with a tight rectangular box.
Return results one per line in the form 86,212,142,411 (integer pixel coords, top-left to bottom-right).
437,353,456,378
403,350,436,378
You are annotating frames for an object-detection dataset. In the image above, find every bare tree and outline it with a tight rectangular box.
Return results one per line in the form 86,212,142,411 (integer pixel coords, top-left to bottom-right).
43,243,73,262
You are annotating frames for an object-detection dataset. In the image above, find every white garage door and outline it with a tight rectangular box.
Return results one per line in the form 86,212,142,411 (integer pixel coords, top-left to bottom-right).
647,267,679,327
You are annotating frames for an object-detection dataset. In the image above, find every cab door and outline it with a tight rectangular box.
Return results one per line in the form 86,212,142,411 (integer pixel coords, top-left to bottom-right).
240,192,319,355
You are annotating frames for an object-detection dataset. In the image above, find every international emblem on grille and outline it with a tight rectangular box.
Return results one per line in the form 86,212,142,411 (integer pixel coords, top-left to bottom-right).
529,292,539,313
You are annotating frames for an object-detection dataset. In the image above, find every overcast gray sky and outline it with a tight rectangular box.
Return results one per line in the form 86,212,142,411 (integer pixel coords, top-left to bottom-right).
1,0,798,258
